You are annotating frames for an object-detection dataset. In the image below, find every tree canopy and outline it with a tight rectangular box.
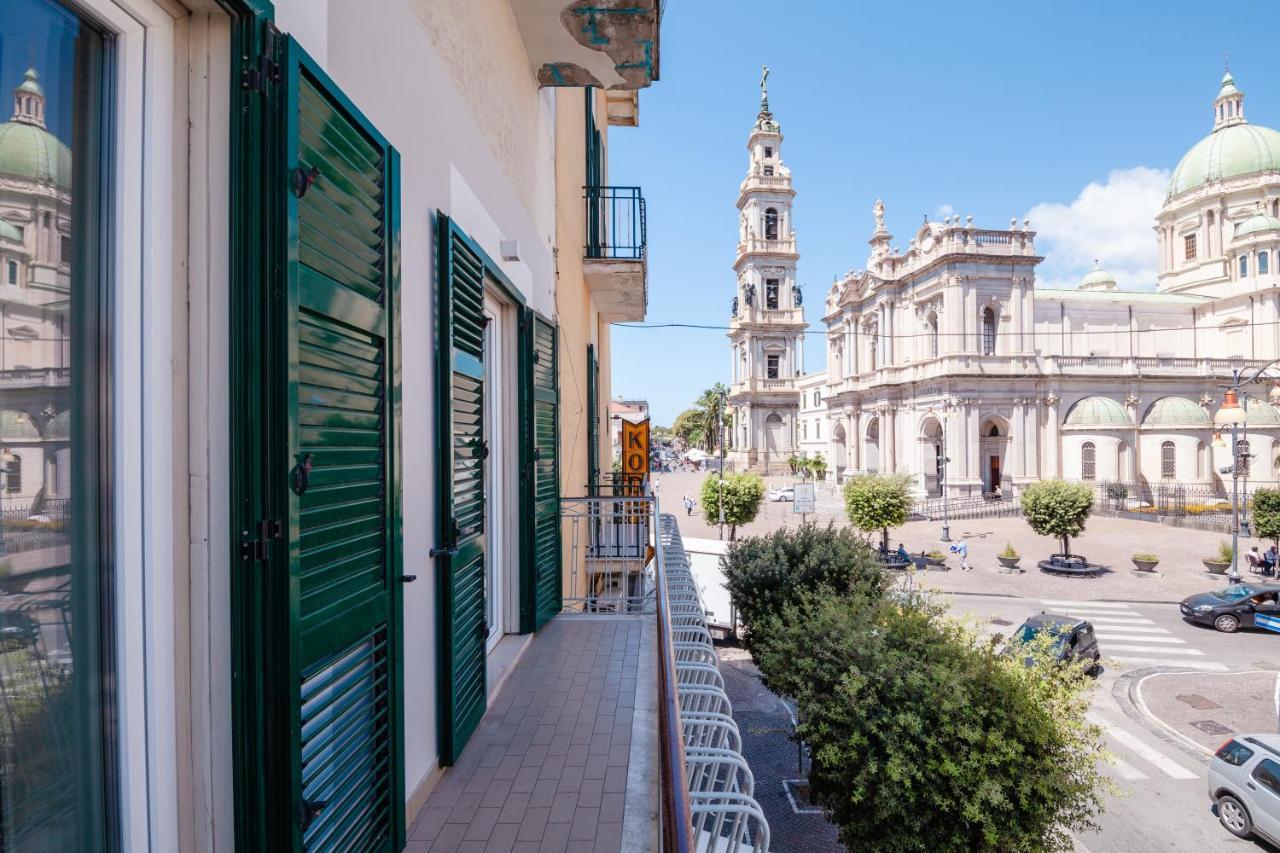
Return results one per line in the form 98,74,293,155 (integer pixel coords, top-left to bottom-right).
843,473,913,551
699,472,765,539
1253,487,1280,545
1021,480,1095,557
724,526,1111,851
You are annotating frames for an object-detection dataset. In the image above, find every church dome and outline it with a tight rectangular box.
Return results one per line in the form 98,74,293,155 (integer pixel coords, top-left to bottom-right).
1167,71,1280,200
1064,396,1131,427
0,68,70,192
1143,396,1209,426
1079,262,1117,291
1246,399,1280,425
1233,212,1280,239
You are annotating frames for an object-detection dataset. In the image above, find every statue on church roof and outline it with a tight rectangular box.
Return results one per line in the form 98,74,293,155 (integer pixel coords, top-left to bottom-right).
874,199,886,232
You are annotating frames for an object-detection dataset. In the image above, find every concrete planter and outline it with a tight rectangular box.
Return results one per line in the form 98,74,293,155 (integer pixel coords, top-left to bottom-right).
997,555,1022,570
1203,560,1230,575
1132,558,1159,573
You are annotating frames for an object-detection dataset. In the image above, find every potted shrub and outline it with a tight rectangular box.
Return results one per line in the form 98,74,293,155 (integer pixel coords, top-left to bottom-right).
924,549,947,568
997,542,1021,570
1202,541,1233,575
1132,552,1160,573
787,453,800,475
812,453,828,482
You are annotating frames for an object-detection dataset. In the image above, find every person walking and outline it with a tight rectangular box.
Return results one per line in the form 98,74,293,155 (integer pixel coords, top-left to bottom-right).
949,539,971,572
683,493,695,516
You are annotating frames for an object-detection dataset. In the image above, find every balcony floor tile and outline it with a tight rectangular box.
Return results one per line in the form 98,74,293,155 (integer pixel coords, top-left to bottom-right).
413,615,654,852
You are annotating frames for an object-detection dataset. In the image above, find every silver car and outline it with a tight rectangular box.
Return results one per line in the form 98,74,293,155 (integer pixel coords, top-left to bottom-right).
1208,734,1280,845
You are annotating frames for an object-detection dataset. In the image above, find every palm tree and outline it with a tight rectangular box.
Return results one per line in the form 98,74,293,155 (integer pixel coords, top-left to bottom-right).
693,383,730,453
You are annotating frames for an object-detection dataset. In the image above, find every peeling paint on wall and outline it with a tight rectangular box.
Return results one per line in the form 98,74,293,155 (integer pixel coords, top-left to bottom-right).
538,62,604,88
559,1,657,89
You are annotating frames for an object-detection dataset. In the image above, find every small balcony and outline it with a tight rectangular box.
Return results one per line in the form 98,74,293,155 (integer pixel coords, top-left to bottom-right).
411,497,770,851
584,186,648,322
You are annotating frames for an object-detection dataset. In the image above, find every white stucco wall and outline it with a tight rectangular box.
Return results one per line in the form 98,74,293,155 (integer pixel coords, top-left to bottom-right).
274,0,559,806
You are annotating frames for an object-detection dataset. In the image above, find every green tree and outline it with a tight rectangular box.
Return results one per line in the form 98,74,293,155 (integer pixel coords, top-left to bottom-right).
753,591,1110,852
1254,488,1280,546
699,472,765,539
721,524,890,661
1021,480,1095,557
692,383,730,453
842,473,913,552
671,408,703,449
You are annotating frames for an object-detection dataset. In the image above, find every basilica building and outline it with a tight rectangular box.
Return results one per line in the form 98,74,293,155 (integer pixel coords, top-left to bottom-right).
729,68,1280,497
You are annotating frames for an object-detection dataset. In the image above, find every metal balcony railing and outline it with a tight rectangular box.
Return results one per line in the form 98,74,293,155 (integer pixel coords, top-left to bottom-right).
584,185,646,261
558,494,771,851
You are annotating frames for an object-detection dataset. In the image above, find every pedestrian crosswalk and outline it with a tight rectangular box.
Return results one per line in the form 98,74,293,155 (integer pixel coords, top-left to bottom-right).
1037,599,1229,671
1086,709,1200,781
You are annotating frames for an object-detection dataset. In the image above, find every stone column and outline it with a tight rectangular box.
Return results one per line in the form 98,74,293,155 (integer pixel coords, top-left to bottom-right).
1009,402,1025,480
1044,395,1061,478
966,404,980,482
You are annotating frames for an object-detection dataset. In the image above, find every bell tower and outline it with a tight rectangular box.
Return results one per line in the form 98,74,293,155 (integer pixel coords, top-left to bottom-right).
727,67,807,473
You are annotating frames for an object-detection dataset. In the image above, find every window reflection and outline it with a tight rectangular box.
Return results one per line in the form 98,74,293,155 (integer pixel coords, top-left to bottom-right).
2,0,104,848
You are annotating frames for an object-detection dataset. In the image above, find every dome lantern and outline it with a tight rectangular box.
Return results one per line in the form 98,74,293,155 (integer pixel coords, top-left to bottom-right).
12,68,46,129
1214,64,1246,131
1079,259,1118,292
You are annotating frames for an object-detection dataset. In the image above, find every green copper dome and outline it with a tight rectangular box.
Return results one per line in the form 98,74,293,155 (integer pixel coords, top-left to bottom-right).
1142,396,1209,426
0,122,70,190
1234,212,1280,239
1246,400,1280,425
0,410,38,441
1064,396,1131,427
1167,123,1280,199
0,68,70,192
1079,264,1117,290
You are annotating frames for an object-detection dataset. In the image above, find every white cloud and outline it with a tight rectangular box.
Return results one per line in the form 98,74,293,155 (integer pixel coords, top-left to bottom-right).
1026,166,1170,291
935,203,954,218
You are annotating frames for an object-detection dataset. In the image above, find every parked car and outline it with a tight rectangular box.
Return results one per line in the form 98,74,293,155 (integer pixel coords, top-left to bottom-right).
766,487,794,502
0,610,39,651
1006,613,1101,675
1180,584,1280,633
1208,734,1280,846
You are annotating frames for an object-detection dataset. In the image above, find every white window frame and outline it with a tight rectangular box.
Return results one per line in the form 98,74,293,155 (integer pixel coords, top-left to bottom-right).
75,1,198,850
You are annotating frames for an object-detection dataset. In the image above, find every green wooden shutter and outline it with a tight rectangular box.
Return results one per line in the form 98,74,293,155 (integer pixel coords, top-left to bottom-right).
284,40,402,851
435,215,489,764
587,344,600,493
526,313,561,629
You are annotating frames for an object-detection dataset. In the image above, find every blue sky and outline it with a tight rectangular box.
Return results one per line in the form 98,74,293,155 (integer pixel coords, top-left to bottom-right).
608,0,1280,424
1,0,79,144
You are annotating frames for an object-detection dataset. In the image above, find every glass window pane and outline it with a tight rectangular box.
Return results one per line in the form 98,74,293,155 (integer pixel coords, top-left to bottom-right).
1,1,109,848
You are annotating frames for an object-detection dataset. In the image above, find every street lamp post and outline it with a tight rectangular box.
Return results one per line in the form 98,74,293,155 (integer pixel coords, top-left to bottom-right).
1213,369,1280,583
718,390,726,541
927,408,951,542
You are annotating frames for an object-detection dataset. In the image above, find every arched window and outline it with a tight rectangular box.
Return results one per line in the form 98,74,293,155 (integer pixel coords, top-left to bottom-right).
1240,254,1249,277
764,208,778,240
1261,251,1270,275
1273,200,1279,218
1160,440,1176,480
987,424,1001,437
1081,442,1096,481
981,307,996,355
927,312,938,358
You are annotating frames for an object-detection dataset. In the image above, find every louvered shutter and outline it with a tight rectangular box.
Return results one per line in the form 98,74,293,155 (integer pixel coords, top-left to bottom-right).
527,314,561,629
435,216,489,764
283,41,402,851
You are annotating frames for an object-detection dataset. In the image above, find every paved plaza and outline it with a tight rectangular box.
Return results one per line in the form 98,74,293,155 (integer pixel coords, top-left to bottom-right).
656,470,1271,603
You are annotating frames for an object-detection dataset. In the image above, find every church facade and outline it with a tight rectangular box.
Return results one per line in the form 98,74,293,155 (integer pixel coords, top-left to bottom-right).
729,68,1280,497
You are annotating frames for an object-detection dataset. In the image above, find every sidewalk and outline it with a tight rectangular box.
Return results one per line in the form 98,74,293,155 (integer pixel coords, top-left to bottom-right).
1132,670,1280,754
656,471,1273,604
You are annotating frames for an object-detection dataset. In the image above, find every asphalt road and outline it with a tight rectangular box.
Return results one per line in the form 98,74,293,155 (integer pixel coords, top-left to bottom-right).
948,591,1280,852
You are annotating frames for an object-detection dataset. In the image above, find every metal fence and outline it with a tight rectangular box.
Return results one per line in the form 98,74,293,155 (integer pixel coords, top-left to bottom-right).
0,501,69,556
913,493,1021,522
1087,480,1234,531
561,495,655,614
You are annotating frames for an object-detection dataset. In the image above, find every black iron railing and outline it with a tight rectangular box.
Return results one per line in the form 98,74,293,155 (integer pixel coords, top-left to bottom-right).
584,185,646,262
